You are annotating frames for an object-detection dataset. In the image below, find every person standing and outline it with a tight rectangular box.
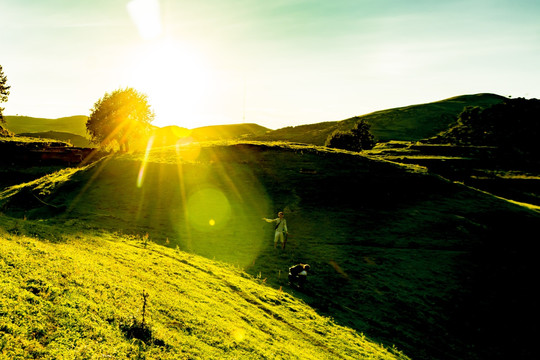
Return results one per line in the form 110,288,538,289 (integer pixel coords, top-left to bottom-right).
263,211,288,249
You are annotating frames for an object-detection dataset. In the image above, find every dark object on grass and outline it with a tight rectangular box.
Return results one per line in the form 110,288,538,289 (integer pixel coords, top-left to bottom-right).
288,263,310,289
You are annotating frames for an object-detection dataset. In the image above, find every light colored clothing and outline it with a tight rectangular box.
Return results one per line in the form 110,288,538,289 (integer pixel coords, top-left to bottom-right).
272,218,288,233
274,230,285,245
264,217,288,245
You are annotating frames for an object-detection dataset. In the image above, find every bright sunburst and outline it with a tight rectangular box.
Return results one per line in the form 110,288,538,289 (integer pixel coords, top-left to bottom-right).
126,0,211,128
126,39,211,129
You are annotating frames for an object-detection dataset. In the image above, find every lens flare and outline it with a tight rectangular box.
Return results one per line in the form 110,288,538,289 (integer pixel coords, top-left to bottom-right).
127,0,162,40
175,141,201,162
137,135,155,188
186,188,231,231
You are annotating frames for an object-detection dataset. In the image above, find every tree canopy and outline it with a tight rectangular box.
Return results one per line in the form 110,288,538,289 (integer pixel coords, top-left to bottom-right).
432,97,540,155
0,65,11,124
87,87,155,151
325,119,375,152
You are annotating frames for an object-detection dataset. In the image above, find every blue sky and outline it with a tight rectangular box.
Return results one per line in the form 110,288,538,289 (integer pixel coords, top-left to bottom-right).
2,0,540,129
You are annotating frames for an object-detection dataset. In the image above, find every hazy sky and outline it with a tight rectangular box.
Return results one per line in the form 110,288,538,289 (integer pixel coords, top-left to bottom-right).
2,0,540,129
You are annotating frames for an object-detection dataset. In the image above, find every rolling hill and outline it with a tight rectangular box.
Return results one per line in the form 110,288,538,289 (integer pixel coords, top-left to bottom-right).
1,142,538,359
4,115,89,137
190,123,269,141
16,131,92,148
147,123,270,148
3,115,269,148
5,93,507,148
252,93,507,145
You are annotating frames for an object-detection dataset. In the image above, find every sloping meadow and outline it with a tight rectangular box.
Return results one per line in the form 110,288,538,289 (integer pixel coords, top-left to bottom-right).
1,141,539,359
0,219,404,359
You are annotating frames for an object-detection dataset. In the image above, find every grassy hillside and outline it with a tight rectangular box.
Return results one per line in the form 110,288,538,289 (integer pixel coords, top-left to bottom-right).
191,123,269,141
146,124,270,149
0,137,70,189
5,116,88,137
16,131,92,148
0,123,12,136
4,93,506,148
4,116,269,150
253,93,506,145
0,218,402,359
1,141,538,359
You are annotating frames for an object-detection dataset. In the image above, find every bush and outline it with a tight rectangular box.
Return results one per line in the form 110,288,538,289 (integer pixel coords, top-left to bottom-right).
325,119,375,151
432,97,540,156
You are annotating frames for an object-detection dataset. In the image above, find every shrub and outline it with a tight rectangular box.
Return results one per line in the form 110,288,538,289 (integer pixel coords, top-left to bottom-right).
325,119,375,151
432,97,540,156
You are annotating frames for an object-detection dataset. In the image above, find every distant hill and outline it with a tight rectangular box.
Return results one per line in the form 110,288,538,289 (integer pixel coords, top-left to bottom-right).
16,131,92,148
4,115,269,148
148,123,269,147
130,123,270,150
4,94,507,147
4,115,88,137
252,93,507,145
191,123,269,141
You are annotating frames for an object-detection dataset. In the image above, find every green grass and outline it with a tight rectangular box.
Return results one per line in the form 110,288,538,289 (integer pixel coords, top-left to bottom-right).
0,137,74,189
253,93,506,144
4,116,89,137
1,141,538,359
5,94,506,148
0,135,70,146
0,217,404,359
3,116,269,149
16,131,92,148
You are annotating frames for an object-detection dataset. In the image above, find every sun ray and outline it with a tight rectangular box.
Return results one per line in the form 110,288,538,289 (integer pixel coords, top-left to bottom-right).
64,155,114,216
125,39,212,128
127,0,162,40
137,135,155,188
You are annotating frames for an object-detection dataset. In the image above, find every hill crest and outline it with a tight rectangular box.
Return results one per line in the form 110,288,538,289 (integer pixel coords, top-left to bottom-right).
5,93,507,147
252,93,507,144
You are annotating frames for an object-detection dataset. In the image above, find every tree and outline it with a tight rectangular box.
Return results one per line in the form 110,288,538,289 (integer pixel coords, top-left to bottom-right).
0,65,10,124
432,98,540,155
325,119,375,151
87,87,155,151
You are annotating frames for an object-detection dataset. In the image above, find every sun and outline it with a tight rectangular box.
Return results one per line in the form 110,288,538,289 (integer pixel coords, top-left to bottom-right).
125,39,212,128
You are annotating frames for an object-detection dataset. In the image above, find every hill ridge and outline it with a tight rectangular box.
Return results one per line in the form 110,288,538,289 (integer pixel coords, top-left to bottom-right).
5,93,507,147
252,93,507,144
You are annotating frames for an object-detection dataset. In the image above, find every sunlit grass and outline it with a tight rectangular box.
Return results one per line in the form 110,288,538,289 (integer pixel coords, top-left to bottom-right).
137,135,155,188
0,135,70,146
2,140,539,359
0,217,406,359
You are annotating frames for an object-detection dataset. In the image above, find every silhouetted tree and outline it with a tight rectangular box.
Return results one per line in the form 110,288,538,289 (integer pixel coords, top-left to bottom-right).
325,119,375,151
0,65,10,124
434,98,540,155
87,87,155,152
